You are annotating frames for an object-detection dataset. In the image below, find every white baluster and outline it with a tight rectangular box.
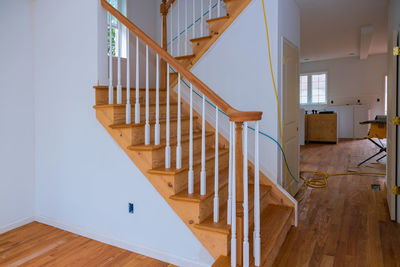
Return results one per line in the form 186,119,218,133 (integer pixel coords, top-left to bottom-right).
227,122,233,225
200,94,206,195
185,0,188,55
192,0,196,39
145,45,150,145
165,63,171,168
177,0,180,57
135,37,140,123
231,121,236,267
188,84,194,194
126,30,131,124
170,6,173,56
254,121,261,266
176,74,182,169
200,0,204,36
117,21,122,104
217,0,221,17
213,106,219,223
108,12,113,105
155,54,160,145
243,122,249,267
209,0,212,20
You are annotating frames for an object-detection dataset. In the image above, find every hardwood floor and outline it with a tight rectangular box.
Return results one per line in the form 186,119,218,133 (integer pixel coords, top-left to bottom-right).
274,139,400,267
0,222,169,266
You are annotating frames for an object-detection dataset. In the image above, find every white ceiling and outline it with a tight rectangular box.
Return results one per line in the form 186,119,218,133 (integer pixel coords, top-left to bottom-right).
296,0,388,62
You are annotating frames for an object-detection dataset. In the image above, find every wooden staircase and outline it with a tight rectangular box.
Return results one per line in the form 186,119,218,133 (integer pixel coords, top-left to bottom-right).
96,0,296,266
169,0,254,86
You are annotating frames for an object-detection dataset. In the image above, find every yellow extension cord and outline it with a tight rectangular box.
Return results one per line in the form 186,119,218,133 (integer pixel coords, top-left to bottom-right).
261,0,386,201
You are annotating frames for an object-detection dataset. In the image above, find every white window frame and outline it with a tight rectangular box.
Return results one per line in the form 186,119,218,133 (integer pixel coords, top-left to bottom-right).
108,0,127,58
300,72,328,105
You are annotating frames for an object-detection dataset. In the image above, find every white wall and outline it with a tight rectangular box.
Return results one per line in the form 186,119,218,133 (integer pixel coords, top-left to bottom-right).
300,54,388,119
32,0,213,265
187,0,280,182
277,0,300,187
0,0,35,233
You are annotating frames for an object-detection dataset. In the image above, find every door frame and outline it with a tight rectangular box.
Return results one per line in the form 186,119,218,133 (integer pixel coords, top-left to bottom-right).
278,37,301,195
387,29,399,222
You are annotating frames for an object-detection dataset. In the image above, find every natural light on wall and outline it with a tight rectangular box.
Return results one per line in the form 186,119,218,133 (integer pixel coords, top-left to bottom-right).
300,72,327,105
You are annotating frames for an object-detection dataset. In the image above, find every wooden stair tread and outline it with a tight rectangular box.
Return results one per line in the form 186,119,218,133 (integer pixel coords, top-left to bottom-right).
211,205,293,267
175,54,195,60
190,35,212,42
109,116,192,129
212,255,230,267
170,167,229,203
93,102,178,109
148,148,229,175
206,15,229,23
257,204,293,266
94,85,166,91
195,185,272,235
128,131,214,151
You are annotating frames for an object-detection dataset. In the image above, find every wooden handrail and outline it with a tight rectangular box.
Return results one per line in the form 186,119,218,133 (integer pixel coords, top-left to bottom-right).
165,0,176,11
101,0,262,122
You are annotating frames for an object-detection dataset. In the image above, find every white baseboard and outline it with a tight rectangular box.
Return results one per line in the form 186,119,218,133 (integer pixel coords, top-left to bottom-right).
35,215,211,267
0,217,34,234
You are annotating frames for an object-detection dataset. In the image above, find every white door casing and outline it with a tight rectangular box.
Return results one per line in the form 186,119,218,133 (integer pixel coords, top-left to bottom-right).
387,30,399,222
281,38,300,196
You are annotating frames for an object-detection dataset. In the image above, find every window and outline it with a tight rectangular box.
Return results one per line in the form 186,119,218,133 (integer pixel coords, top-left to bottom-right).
299,72,327,105
107,0,127,58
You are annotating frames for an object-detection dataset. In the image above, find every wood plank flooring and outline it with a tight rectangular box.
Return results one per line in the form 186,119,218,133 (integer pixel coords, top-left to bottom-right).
274,139,400,267
0,222,169,266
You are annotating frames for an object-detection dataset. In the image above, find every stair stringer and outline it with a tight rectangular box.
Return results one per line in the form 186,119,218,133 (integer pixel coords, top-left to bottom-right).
170,0,255,85
94,85,296,261
94,103,231,259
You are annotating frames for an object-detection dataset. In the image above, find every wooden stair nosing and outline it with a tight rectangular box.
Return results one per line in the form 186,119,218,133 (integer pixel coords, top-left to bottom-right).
210,204,294,267
194,185,272,235
170,167,230,203
175,54,195,60
93,102,179,110
94,85,166,91
190,35,212,43
148,148,229,175
109,116,193,129
206,15,230,24
127,131,214,152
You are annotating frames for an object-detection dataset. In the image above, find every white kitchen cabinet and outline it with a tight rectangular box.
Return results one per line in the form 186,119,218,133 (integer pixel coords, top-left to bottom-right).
325,105,369,139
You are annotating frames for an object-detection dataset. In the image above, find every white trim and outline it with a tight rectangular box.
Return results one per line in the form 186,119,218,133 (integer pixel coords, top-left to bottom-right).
35,215,211,267
0,217,34,234
300,71,328,105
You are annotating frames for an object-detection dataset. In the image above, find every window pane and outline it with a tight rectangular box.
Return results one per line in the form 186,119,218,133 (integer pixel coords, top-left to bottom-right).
300,75,308,104
311,73,327,104
107,0,119,26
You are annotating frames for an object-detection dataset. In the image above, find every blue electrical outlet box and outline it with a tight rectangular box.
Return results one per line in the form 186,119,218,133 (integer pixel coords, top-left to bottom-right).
129,203,134,214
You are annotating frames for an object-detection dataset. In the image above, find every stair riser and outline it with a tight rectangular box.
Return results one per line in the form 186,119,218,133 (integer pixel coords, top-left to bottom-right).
108,105,180,125
172,152,229,194
150,134,215,169
130,119,192,146
96,89,167,106
225,1,243,17
207,18,229,36
176,58,193,69
191,38,211,56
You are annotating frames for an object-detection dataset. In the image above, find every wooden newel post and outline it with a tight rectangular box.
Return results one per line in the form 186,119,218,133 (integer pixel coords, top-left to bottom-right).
160,0,168,89
235,121,244,266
